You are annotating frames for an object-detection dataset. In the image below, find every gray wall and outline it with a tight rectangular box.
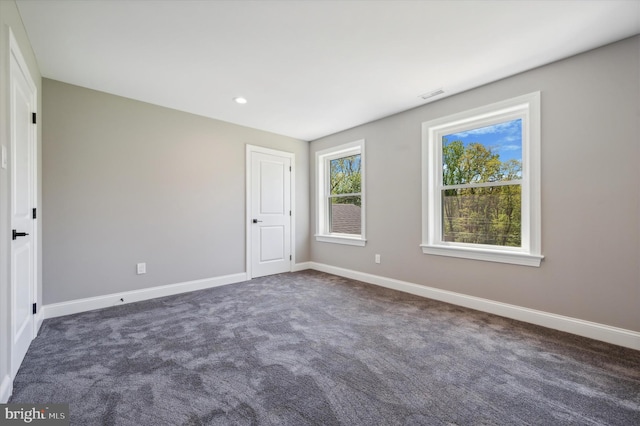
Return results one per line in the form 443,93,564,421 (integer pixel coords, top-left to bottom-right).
0,0,43,398
43,79,309,304
310,36,640,332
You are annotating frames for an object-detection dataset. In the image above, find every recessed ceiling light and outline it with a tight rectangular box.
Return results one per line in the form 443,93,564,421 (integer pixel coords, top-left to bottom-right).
233,97,247,104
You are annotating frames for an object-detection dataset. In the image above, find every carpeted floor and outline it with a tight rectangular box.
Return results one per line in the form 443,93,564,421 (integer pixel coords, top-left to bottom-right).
9,270,640,425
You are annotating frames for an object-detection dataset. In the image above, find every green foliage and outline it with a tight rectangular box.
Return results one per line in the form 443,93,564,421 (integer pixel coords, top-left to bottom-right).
330,155,361,207
442,139,521,247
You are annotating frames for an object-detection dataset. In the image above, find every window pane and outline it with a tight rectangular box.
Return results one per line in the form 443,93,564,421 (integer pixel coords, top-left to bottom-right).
442,185,521,247
443,119,522,185
330,155,361,195
329,196,361,234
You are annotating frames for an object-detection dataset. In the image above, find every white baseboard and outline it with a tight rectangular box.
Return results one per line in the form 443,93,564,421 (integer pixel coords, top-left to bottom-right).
292,262,312,272
38,264,640,350
43,272,248,320
0,374,12,403
307,262,640,351
34,310,44,335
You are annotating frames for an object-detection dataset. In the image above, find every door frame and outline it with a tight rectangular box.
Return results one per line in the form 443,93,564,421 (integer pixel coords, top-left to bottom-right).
8,28,39,377
245,145,295,279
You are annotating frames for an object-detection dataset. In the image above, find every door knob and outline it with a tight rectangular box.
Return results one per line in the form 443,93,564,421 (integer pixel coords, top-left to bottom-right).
252,219,263,223
12,230,29,240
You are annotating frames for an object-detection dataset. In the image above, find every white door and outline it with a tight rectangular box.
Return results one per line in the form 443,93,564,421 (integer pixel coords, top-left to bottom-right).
10,34,37,377
248,147,292,278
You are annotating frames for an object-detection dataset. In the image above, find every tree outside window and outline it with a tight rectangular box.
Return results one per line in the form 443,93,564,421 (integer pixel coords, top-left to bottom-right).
441,119,522,247
316,140,366,246
329,154,361,235
422,92,542,266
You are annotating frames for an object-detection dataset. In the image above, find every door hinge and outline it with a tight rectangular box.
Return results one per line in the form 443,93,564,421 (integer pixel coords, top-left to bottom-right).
290,255,292,261
32,208,37,219
289,210,291,216
289,166,292,172
32,303,37,315
32,112,37,124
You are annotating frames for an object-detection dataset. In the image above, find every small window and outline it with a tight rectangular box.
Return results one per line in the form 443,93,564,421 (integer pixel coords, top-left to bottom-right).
422,93,542,266
316,140,366,246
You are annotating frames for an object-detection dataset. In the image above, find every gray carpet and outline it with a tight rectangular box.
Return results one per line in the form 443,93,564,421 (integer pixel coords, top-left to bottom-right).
9,270,640,425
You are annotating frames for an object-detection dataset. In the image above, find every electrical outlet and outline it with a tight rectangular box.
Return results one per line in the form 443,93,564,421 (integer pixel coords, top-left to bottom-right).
136,263,146,274
375,254,381,264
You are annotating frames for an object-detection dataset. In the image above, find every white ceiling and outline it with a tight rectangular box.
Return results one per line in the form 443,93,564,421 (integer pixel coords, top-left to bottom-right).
16,0,640,141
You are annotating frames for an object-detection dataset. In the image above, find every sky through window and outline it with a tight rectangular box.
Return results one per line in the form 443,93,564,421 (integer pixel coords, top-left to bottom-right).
445,119,522,163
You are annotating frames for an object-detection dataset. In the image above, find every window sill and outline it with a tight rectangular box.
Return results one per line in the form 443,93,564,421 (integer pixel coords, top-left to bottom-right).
316,234,366,247
420,244,543,267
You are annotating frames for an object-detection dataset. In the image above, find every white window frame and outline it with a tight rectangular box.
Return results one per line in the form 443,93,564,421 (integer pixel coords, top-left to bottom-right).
315,139,366,246
421,92,543,267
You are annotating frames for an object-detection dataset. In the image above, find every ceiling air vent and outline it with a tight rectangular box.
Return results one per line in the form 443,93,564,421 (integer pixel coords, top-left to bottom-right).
419,89,444,100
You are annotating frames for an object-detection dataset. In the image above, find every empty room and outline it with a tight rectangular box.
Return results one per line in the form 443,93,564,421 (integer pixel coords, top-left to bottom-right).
1,0,639,424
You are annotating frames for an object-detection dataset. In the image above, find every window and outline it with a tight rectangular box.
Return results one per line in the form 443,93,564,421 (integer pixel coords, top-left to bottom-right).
316,140,366,246
422,92,542,266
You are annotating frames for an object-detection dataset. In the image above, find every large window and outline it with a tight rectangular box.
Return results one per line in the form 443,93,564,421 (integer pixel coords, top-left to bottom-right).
422,92,542,266
316,140,366,246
